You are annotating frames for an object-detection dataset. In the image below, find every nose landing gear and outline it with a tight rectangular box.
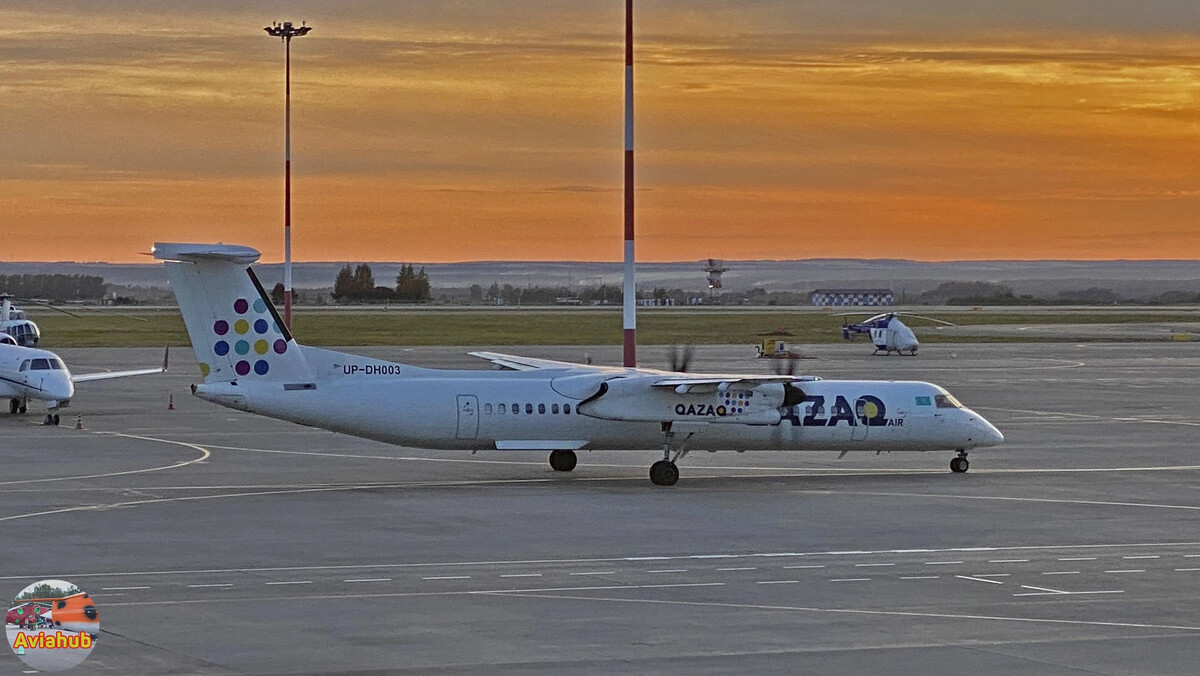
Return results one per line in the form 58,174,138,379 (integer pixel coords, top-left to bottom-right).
950,450,969,473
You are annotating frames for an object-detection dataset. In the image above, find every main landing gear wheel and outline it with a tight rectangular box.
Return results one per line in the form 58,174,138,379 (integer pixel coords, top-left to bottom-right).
950,452,969,473
8,399,18,414
649,460,679,486
549,449,577,472
44,414,60,426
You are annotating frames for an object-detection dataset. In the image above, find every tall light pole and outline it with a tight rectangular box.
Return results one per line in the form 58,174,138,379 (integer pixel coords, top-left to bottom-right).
264,20,311,329
622,0,636,367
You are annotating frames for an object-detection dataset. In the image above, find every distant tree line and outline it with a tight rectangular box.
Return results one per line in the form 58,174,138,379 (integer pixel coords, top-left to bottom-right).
332,264,431,302
0,274,105,301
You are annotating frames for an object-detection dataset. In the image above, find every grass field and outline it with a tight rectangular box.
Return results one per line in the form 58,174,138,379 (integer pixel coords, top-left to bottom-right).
28,308,1200,348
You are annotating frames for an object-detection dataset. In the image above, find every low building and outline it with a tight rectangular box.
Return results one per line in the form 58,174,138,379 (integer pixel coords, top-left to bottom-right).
810,288,894,307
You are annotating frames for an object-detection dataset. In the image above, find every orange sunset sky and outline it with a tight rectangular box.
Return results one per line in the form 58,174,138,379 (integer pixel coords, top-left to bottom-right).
5,1,1200,263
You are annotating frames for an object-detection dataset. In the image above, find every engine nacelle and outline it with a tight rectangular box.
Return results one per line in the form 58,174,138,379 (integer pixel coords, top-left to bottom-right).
576,376,803,425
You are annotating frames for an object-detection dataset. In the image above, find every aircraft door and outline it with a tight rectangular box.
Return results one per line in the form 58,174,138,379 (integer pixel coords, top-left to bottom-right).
456,394,479,440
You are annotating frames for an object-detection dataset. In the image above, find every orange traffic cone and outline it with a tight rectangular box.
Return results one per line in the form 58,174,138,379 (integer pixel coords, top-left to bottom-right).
168,394,175,410
75,416,83,430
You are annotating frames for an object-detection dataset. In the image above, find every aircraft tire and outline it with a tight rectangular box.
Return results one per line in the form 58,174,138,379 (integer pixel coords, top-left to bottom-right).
52,414,60,426
649,460,679,486
8,399,17,414
950,456,968,473
549,449,577,472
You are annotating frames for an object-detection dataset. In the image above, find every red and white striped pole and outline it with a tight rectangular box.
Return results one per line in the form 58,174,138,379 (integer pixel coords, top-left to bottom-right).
622,0,636,367
264,21,311,330
283,35,293,329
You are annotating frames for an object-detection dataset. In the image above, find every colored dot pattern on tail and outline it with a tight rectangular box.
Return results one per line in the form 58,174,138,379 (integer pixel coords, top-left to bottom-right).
206,297,287,378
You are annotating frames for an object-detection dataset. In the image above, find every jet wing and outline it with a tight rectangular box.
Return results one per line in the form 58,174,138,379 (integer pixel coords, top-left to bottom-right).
71,347,168,383
468,351,593,372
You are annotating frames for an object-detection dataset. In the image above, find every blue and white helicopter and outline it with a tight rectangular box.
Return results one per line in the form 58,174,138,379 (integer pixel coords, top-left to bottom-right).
841,312,955,356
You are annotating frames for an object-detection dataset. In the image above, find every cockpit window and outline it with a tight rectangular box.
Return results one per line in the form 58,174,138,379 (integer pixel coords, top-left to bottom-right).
935,394,963,409
19,359,29,371
30,358,51,370
49,358,65,370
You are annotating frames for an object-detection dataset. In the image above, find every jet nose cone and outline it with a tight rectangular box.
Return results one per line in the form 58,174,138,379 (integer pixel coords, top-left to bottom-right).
979,419,1004,446
48,375,74,403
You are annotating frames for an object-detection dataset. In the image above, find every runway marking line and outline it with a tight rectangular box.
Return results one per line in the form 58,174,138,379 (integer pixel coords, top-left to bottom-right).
957,575,1004,585
647,569,687,574
717,567,757,572
1059,557,1096,561
855,563,894,567
423,576,470,581
1123,555,1159,560
758,580,799,585
0,432,211,487
925,561,963,566
1104,570,1146,574
1174,568,1200,572
899,576,939,580
481,590,1189,634
264,581,312,586
499,573,542,578
188,583,232,588
1042,571,1080,576
16,542,1200,583
829,578,870,583
344,578,391,583
101,586,150,591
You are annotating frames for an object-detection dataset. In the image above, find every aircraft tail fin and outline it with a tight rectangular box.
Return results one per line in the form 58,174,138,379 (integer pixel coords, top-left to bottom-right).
154,243,312,383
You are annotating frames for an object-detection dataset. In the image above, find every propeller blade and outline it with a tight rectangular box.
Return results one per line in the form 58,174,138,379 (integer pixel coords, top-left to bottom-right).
771,357,798,376
667,345,694,373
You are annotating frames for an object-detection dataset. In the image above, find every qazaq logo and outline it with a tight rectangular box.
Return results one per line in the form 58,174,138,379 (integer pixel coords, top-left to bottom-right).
6,580,98,672
198,297,288,379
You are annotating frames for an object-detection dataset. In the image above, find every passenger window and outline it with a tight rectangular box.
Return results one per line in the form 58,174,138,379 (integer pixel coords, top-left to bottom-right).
498,403,506,414
538,403,546,414
484,403,493,414
551,403,559,414
563,404,571,415
512,403,519,415
525,403,533,414
935,394,962,409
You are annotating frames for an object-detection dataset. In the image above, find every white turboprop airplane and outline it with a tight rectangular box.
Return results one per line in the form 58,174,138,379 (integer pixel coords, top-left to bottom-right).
154,242,1003,485
0,335,168,424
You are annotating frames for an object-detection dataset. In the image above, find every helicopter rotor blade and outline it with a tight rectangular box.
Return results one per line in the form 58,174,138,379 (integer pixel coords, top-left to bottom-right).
12,298,83,318
902,314,956,327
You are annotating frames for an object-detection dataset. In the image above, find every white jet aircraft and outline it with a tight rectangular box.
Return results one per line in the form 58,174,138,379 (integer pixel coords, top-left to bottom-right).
154,243,1003,485
0,335,167,424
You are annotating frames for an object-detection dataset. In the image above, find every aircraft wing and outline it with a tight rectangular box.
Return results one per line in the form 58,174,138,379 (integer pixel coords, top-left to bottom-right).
649,374,803,393
71,347,168,383
468,351,592,371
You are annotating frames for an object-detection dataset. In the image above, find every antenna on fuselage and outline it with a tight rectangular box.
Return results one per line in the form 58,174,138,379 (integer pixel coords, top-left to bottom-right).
622,0,637,367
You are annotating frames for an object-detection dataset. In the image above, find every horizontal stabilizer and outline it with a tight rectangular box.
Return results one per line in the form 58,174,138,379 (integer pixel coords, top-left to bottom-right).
152,243,261,264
